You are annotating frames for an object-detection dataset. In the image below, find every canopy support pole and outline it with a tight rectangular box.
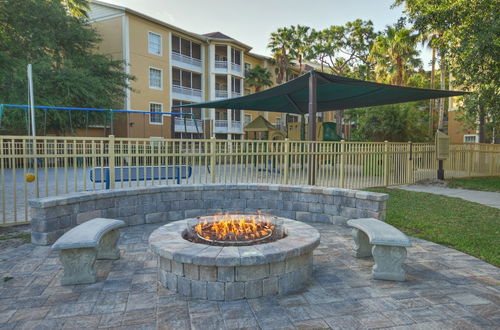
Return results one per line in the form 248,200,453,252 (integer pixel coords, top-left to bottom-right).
308,71,317,185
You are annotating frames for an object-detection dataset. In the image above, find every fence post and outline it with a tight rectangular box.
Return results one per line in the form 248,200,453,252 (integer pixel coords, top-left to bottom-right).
108,135,116,189
467,144,473,177
284,138,290,184
407,141,413,184
383,140,389,187
210,137,216,184
339,140,345,188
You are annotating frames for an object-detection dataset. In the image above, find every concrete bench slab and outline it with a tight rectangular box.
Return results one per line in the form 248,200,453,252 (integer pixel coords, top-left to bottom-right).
347,218,411,281
52,218,125,285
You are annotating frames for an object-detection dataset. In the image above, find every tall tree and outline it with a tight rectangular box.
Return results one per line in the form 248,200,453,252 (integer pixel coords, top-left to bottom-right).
267,27,294,84
309,20,376,137
369,25,422,86
288,25,313,75
394,0,499,142
0,0,133,134
245,65,273,92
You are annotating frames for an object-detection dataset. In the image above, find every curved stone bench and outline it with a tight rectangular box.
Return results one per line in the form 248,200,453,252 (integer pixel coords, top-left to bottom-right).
347,218,411,281
52,218,126,285
29,184,389,245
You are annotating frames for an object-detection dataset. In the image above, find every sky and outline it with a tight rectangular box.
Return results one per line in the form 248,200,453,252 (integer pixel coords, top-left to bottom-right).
102,0,431,69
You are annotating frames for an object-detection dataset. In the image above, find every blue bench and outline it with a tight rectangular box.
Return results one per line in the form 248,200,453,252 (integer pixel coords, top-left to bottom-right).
90,165,192,189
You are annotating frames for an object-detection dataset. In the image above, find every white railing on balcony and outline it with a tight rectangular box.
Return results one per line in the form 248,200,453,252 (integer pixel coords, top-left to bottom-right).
231,62,242,74
171,51,202,69
231,120,242,132
174,117,204,133
172,85,203,99
214,120,242,133
232,91,241,98
215,60,228,69
214,120,228,133
215,90,228,99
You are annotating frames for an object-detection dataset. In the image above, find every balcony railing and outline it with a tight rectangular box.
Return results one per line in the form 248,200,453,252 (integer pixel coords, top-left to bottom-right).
172,85,203,99
215,60,228,69
214,120,243,133
231,62,242,74
232,91,241,98
215,90,228,99
171,51,202,69
174,117,204,133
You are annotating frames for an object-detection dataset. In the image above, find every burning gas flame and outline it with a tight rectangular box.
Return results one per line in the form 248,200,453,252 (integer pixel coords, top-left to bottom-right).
194,211,274,242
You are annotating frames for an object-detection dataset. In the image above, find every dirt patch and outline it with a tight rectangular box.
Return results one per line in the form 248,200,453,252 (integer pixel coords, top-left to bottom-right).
0,224,31,250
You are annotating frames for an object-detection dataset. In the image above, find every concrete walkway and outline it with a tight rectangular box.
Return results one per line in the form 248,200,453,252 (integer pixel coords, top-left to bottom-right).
395,185,500,209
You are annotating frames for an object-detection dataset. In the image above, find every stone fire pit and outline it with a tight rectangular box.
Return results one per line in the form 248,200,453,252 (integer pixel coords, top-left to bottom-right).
149,216,320,301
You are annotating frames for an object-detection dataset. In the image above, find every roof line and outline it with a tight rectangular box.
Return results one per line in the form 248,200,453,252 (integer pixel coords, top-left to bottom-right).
92,1,252,50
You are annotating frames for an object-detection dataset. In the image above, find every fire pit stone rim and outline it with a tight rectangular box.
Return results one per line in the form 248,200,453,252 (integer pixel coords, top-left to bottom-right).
149,217,320,267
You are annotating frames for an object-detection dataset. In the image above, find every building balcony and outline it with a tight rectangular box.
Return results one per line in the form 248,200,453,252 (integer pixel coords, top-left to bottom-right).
214,120,243,134
214,60,228,73
171,51,202,72
172,84,203,102
174,117,204,133
215,89,228,99
232,91,241,98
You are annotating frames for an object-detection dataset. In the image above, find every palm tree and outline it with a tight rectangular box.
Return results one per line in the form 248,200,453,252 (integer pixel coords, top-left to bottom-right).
268,27,294,83
289,25,313,75
418,30,439,133
61,0,89,18
369,26,421,86
245,66,273,92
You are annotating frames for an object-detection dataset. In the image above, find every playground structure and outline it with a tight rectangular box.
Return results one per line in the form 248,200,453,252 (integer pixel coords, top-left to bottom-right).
0,104,197,138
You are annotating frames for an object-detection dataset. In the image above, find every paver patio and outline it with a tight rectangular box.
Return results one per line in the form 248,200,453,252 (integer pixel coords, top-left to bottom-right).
0,222,498,329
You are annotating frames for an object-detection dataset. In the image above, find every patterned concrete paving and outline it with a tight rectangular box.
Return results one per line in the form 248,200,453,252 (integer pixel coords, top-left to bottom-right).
0,223,498,329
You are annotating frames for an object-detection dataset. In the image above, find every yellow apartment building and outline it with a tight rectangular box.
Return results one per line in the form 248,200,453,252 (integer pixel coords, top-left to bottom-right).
88,1,291,140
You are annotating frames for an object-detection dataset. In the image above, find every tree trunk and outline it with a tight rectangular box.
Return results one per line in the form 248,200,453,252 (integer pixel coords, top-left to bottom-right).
396,56,403,86
478,105,485,143
335,110,344,138
437,55,446,131
429,47,436,135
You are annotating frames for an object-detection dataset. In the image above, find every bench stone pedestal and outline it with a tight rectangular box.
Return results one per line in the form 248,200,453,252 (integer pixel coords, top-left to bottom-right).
372,245,407,281
97,229,121,260
60,248,97,285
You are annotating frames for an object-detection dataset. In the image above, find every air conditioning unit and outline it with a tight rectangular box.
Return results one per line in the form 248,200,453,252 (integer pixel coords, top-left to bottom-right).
463,134,479,143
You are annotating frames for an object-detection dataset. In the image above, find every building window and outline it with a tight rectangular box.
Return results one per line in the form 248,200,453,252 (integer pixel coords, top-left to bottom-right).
231,48,241,65
148,32,162,56
171,34,201,59
464,135,478,143
149,103,163,124
244,114,252,126
149,68,162,89
244,62,251,75
172,99,200,119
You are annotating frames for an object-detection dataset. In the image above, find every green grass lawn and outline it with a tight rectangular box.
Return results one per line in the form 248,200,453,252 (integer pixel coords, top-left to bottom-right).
447,176,500,192
369,188,500,267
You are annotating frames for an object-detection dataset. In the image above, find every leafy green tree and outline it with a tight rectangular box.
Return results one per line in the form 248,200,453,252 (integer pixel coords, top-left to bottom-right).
61,0,90,18
348,103,429,142
245,65,273,92
394,0,499,142
369,25,422,86
0,0,132,135
309,20,376,137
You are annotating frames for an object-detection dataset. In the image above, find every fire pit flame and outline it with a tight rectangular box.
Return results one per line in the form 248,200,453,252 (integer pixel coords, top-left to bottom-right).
193,211,277,244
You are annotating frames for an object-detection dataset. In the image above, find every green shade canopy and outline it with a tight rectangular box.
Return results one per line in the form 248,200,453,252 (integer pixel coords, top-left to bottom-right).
179,71,467,114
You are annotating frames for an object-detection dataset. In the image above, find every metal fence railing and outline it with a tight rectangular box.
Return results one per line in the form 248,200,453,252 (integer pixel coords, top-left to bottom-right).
1,135,499,225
